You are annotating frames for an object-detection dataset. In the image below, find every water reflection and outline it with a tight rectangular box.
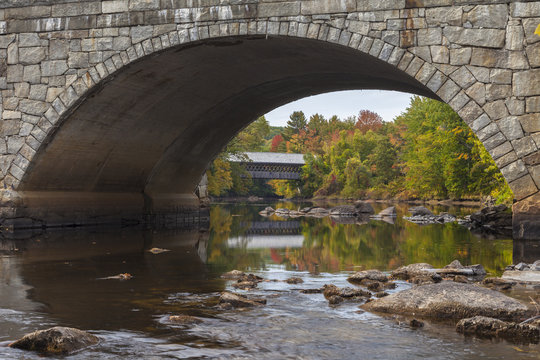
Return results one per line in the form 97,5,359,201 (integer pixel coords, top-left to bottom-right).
209,202,513,276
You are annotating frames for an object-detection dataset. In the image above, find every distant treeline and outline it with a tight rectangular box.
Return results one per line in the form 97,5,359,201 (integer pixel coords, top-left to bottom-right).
206,96,512,204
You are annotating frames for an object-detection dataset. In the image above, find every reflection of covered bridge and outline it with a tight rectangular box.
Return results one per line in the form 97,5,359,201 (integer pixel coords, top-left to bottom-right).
231,153,305,180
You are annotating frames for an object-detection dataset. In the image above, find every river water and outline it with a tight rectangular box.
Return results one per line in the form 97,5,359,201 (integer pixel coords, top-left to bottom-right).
0,202,538,359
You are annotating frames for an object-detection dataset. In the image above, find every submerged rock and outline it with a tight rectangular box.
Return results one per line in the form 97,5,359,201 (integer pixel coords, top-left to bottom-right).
348,269,388,284
221,270,245,279
285,277,303,284
456,316,539,343
218,291,266,308
329,205,358,216
361,282,530,321
9,327,99,355
169,315,203,325
409,206,433,216
323,284,370,303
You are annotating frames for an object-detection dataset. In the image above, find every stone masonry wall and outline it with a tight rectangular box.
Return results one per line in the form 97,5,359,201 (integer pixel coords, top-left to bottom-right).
0,0,538,210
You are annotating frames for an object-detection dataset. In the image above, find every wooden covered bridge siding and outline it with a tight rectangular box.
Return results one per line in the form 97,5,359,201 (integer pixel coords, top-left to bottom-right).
0,0,537,238
232,152,305,179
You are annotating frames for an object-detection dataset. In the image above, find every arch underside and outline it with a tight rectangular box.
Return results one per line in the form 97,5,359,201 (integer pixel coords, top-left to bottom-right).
18,35,437,215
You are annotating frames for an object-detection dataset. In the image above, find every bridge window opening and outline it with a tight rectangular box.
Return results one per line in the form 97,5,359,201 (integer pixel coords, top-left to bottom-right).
206,89,512,207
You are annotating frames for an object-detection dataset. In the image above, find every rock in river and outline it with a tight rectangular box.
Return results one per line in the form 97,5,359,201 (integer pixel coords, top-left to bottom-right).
219,291,266,308
9,327,99,355
456,316,539,343
361,282,531,321
348,269,388,283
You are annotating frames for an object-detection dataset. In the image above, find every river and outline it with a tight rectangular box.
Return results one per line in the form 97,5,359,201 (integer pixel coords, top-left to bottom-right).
0,202,538,359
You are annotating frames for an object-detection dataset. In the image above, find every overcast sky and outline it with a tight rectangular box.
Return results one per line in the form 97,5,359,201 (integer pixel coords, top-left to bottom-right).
264,90,414,127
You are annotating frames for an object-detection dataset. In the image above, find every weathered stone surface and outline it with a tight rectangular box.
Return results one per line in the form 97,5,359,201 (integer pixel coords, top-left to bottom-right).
9,327,99,355
218,291,266,308
456,316,539,343
348,269,388,283
518,114,540,133
465,5,508,29
509,174,538,201
497,116,524,141
513,137,538,158
514,70,540,97
443,27,505,48
362,282,530,321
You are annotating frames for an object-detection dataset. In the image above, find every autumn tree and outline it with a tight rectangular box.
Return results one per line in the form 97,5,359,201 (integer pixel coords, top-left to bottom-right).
355,110,383,133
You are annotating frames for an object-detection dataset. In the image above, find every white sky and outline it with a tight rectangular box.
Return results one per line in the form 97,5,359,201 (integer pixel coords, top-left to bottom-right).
264,90,414,127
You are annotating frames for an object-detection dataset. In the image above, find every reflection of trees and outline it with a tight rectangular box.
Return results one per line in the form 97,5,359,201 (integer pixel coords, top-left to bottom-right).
208,204,512,276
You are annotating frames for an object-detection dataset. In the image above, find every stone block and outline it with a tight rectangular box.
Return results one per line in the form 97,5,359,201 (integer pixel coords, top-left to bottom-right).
488,141,513,160
509,174,538,201
259,2,300,17
29,84,47,101
518,114,540,133
387,19,405,31
526,96,540,113
430,45,448,64
436,79,460,103
483,132,506,150
511,2,540,18
41,60,67,77
18,47,46,65
51,2,101,17
417,28,441,46
476,122,499,141
465,82,485,106
501,159,528,183
400,30,415,48
497,116,524,141
301,0,356,15
49,40,69,60
7,136,24,154
6,64,23,83
526,43,540,68
68,52,89,68
14,82,29,97
1,119,20,136
506,98,525,116
465,5,508,29
523,18,540,44
426,7,462,26
485,84,511,102
131,25,154,43
449,48,471,66
18,99,48,116
483,100,508,121
513,70,540,97
506,25,525,51
5,6,51,20
103,0,129,13
129,0,160,11
448,91,469,111
348,21,369,35
471,49,529,70
357,0,405,11
443,27,505,48
449,66,475,89
512,136,538,158
490,69,512,84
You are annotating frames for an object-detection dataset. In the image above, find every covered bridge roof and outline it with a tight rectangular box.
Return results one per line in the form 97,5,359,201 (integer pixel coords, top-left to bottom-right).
230,152,305,165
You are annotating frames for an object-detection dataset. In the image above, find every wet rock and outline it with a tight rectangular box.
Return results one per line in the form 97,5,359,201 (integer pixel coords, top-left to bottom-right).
456,316,539,343
148,247,170,254
221,270,245,279
515,262,528,271
231,281,258,289
364,280,397,292
370,206,396,220
409,273,442,285
275,208,291,217
390,263,434,280
218,291,266,308
328,295,344,305
354,201,375,214
323,284,370,301
169,315,203,324
258,207,275,216
100,273,132,280
459,204,512,237
362,282,530,321
348,269,388,284
404,212,456,225
482,277,516,291
306,207,330,217
329,205,358,216
409,206,433,216
299,207,312,213
285,277,303,284
502,270,540,283
9,327,99,355
453,275,470,283
375,291,389,298
437,260,486,278
409,319,424,328
300,288,324,294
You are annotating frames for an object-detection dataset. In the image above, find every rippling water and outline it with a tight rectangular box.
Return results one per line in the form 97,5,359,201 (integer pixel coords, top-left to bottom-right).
0,202,538,359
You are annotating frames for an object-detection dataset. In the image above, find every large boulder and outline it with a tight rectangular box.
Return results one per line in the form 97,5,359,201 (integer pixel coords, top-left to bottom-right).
348,269,388,283
329,205,358,216
9,327,99,355
355,201,375,214
409,206,433,216
361,282,530,321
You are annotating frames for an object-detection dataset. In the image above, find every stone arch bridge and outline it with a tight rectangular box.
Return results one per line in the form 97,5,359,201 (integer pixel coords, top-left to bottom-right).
0,0,538,238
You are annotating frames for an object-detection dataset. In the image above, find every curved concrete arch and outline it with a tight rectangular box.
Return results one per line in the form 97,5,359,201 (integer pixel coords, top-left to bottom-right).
0,1,538,237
